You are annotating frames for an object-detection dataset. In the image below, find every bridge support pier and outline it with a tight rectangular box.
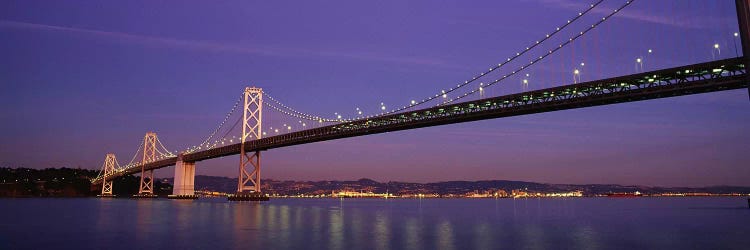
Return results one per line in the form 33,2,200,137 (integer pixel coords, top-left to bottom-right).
168,155,197,199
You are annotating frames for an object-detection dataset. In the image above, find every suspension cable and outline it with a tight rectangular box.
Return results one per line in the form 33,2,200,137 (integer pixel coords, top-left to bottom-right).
258,0,606,122
199,94,243,147
263,92,346,122
156,137,175,157
221,114,243,140
124,139,144,167
444,0,637,105
263,99,340,123
166,0,634,156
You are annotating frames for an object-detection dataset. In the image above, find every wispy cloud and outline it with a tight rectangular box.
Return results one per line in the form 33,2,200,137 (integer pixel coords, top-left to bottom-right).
0,20,460,68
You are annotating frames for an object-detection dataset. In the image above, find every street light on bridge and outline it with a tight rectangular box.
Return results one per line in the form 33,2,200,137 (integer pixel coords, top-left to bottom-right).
635,58,643,73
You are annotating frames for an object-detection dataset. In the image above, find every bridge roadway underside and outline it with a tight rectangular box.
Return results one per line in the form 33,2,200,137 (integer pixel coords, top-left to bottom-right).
95,58,747,185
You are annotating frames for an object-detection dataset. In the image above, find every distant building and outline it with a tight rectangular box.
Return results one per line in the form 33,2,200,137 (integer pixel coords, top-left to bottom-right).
332,190,390,198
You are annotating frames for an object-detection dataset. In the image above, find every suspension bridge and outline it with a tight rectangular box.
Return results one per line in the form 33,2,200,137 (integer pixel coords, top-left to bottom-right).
91,0,750,200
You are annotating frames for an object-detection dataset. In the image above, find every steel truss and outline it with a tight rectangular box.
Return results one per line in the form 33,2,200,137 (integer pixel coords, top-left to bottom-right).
238,87,263,193
139,132,157,194
101,154,117,195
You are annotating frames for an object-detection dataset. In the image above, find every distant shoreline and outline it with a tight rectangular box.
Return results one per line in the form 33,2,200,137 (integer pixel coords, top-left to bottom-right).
2,168,750,198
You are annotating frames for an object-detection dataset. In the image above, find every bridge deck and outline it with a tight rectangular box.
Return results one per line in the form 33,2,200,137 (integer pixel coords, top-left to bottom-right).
94,58,747,184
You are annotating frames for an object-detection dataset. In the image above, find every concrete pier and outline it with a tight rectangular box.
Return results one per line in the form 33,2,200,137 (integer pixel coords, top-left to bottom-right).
169,157,197,199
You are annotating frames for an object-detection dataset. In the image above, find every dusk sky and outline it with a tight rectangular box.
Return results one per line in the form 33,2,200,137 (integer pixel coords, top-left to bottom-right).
1,0,747,187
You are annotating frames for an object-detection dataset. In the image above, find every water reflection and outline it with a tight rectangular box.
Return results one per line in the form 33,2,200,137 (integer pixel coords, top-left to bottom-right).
279,205,290,247
436,219,455,250
94,199,113,235
174,200,192,247
134,199,154,242
473,222,493,249
574,225,599,250
311,206,322,249
328,208,343,250
374,210,391,250
230,201,261,248
521,223,544,250
404,217,422,250
350,209,365,249
12,197,743,250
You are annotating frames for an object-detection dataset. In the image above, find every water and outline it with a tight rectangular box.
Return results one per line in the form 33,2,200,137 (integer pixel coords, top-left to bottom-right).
0,197,748,249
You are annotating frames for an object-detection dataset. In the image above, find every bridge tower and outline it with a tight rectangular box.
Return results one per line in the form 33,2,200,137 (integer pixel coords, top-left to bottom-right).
736,0,750,100
230,87,268,201
137,132,158,196
99,153,117,197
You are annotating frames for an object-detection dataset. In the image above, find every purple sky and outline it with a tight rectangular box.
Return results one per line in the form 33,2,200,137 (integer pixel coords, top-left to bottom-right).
1,0,748,186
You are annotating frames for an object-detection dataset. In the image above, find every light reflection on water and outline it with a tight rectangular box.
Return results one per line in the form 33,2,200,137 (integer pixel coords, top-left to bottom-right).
436,219,455,250
1,197,749,249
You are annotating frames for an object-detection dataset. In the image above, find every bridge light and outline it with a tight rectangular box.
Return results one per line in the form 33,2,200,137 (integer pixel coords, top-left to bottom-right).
573,69,579,75
648,49,652,54
636,58,641,63
714,43,719,49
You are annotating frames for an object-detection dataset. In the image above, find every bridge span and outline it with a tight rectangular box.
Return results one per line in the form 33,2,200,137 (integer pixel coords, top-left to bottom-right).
93,58,747,197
